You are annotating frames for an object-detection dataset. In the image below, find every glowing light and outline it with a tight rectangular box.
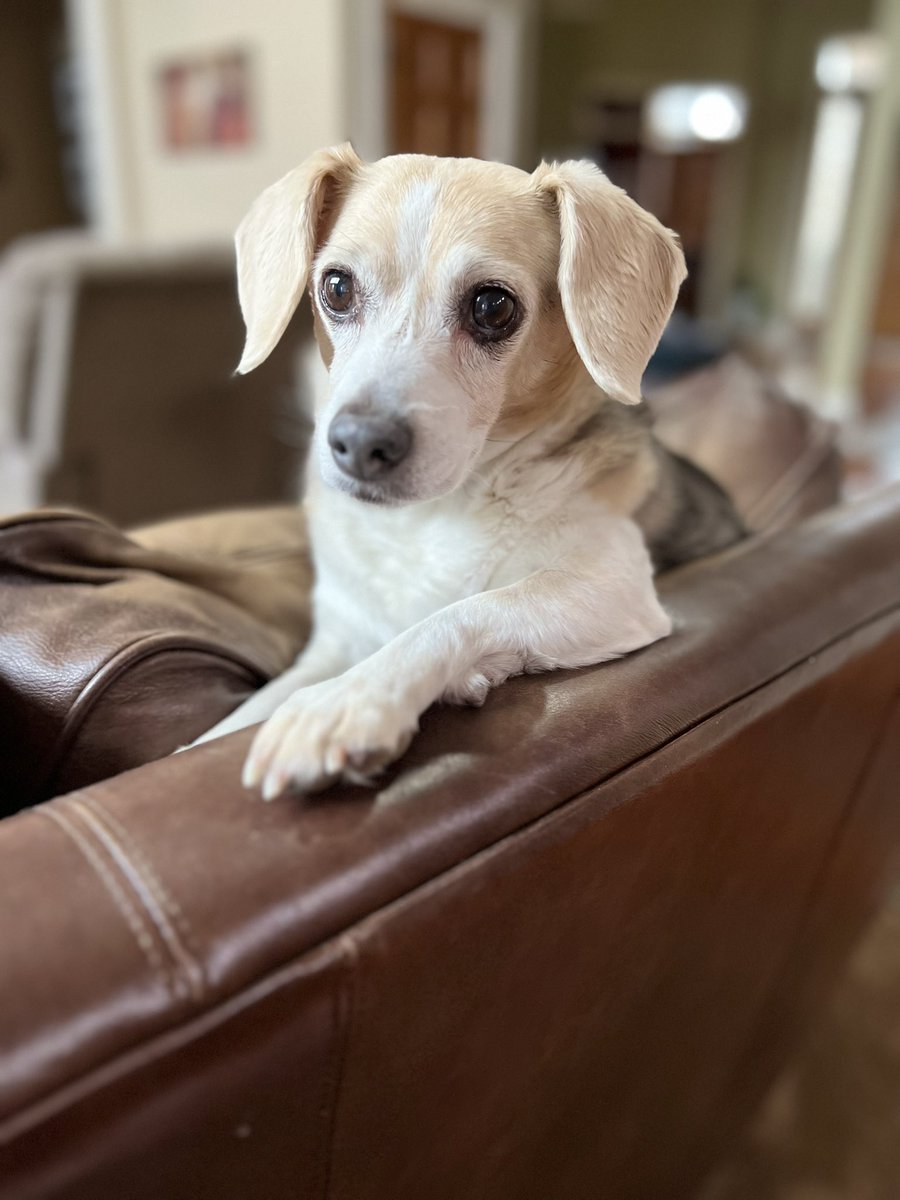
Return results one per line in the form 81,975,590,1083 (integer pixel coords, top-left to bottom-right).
644,84,747,150
688,90,744,142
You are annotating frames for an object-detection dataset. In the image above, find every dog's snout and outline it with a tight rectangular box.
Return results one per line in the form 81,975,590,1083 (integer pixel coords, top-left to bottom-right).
328,411,412,481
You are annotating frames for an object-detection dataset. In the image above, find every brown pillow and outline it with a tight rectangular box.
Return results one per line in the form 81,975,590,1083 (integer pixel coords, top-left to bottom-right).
0,508,310,813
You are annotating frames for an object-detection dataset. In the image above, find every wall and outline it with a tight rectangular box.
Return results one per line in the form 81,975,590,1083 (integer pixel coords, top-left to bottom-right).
71,0,349,242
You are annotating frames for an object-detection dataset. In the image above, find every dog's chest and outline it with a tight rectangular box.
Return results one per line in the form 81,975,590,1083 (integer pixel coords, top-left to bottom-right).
310,489,570,647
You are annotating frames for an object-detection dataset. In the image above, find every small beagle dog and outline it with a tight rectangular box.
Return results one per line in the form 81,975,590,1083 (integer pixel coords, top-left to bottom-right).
194,145,743,797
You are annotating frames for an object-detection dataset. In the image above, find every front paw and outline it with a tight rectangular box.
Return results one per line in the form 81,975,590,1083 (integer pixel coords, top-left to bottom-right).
242,676,418,799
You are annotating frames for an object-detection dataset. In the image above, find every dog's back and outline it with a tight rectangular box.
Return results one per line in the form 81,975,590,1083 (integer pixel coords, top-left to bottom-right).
638,443,746,572
561,397,745,574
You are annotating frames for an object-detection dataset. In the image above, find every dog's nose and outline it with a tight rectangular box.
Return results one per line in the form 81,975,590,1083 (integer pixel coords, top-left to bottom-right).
327,412,412,480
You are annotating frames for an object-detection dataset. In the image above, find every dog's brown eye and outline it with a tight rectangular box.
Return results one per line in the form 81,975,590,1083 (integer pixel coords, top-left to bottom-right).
321,270,354,314
472,287,517,336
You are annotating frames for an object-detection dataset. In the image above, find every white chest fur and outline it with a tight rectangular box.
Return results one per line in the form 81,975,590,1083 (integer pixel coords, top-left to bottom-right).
305,444,631,661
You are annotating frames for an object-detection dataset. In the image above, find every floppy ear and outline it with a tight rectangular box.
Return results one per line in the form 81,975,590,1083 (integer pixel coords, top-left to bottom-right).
235,143,362,373
533,159,686,404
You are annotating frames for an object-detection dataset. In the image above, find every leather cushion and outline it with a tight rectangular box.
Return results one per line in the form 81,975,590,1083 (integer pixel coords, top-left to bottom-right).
647,354,842,531
0,508,310,812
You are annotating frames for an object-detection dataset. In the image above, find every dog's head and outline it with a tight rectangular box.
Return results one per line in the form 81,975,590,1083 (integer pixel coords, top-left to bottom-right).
236,145,685,505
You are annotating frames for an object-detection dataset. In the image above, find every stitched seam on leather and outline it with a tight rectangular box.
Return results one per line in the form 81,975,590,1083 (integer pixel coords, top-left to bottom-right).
316,934,359,1200
72,797,206,1005
743,424,837,527
44,634,268,797
36,805,178,1000
759,447,839,529
76,796,203,971
0,942,345,1147
58,633,268,745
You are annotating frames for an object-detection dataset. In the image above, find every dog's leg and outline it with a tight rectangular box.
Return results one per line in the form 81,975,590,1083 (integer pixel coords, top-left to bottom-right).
243,523,670,797
185,631,351,747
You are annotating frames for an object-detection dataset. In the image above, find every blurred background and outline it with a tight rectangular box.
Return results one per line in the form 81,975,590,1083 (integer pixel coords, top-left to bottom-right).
2,0,900,527
1,3,899,1191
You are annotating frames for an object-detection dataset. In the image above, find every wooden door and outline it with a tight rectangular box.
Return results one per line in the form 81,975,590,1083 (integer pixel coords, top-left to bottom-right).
390,12,482,158
861,167,900,414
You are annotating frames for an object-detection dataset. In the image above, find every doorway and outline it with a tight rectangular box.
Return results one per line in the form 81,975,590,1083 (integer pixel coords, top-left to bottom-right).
0,0,82,251
389,12,482,157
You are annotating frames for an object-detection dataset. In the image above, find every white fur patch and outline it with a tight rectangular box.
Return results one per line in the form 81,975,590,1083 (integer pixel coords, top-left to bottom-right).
395,178,440,276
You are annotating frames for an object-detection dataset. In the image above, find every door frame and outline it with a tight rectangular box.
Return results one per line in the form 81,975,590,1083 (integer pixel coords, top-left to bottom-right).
344,0,538,167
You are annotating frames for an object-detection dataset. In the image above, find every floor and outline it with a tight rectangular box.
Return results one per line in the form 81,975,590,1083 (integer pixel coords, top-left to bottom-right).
700,895,900,1200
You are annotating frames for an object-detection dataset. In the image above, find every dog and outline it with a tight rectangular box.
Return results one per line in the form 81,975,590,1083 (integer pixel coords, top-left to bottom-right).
193,144,744,798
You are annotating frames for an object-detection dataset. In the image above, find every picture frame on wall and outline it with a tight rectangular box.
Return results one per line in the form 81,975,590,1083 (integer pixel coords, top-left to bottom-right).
157,48,255,152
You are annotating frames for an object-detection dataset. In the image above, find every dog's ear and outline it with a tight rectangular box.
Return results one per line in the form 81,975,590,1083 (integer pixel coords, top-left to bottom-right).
533,159,686,405
235,143,362,373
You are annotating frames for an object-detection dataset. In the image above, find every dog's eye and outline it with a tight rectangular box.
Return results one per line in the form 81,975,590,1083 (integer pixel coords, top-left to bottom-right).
321,270,355,314
471,287,517,336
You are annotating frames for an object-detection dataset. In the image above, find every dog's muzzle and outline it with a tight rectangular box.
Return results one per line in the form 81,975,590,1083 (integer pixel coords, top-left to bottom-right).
327,410,413,482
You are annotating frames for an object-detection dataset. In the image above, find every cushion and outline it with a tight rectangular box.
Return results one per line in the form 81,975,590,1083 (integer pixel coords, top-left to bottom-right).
647,354,842,531
0,508,310,813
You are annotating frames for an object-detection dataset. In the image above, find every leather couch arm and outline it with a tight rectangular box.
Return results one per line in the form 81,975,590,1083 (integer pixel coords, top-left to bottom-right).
2,488,899,1199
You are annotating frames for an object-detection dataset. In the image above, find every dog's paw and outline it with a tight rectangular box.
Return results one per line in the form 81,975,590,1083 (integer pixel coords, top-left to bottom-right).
242,675,418,799
449,671,492,706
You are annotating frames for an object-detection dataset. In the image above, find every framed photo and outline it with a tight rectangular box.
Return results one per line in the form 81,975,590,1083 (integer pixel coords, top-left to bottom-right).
157,48,254,152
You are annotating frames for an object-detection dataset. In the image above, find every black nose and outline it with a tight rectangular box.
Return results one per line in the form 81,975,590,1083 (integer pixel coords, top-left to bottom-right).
327,411,413,481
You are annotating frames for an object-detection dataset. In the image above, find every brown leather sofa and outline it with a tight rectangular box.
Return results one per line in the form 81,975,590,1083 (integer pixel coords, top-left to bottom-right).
1,359,899,1199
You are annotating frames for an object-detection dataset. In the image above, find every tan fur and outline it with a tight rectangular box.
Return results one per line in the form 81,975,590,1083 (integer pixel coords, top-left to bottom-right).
236,143,362,373
533,160,687,405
